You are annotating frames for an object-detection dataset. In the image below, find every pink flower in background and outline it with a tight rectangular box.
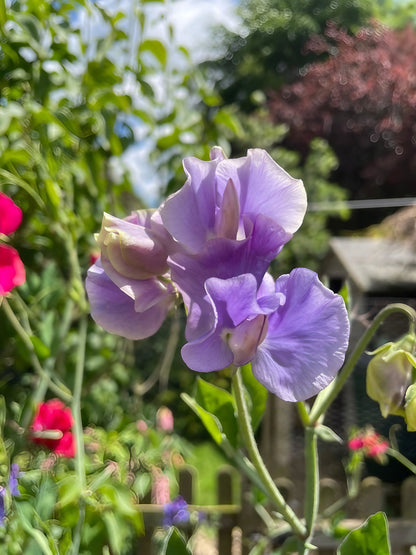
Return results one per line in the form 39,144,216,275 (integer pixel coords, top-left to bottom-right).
348,428,389,463
156,406,174,432
0,193,25,295
0,245,25,295
31,399,76,458
151,469,170,505
0,193,22,236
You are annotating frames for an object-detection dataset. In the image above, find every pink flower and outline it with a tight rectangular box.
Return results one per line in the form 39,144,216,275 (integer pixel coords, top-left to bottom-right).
30,399,76,458
348,428,389,462
0,193,22,236
151,469,170,505
156,406,174,433
0,244,25,295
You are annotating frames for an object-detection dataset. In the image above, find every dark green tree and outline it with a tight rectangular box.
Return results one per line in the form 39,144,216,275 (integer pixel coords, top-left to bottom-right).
208,0,374,111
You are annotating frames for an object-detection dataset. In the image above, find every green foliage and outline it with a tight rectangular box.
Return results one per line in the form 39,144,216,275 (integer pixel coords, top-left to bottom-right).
161,527,191,555
337,512,391,554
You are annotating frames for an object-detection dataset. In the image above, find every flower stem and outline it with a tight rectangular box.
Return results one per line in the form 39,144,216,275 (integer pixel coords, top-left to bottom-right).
1,298,72,404
304,426,319,542
70,315,88,555
387,447,416,475
231,367,307,539
309,303,416,424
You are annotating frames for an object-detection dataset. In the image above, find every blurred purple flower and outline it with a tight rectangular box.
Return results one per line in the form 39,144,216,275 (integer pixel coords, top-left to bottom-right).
8,464,20,497
163,495,190,527
0,488,5,526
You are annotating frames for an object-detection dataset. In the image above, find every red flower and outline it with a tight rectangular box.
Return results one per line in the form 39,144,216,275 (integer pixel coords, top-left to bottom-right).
0,244,25,295
0,193,22,236
348,428,389,462
31,399,76,458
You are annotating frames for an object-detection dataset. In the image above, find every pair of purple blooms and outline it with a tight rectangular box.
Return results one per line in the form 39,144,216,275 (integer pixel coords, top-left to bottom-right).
86,147,349,402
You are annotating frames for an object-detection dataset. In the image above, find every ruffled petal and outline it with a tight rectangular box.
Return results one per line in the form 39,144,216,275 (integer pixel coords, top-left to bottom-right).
252,268,349,401
86,262,172,340
215,149,307,235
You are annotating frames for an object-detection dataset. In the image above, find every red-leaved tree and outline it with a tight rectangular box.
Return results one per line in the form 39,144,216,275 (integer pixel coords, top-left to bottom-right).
268,22,416,204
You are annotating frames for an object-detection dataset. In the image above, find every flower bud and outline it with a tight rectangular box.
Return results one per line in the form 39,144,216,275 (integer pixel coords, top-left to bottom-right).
97,210,173,280
405,384,416,431
366,333,416,418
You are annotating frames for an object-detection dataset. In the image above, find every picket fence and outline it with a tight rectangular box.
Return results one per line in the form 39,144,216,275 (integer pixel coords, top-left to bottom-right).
136,466,416,554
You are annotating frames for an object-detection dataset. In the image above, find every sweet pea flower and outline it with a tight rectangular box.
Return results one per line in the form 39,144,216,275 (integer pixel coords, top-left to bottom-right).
0,193,22,236
0,244,25,295
160,147,306,255
30,399,76,458
86,209,177,340
182,268,349,402
348,428,389,463
163,495,190,527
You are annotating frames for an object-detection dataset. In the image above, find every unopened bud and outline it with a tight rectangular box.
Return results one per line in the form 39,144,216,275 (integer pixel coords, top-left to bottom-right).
366,333,416,418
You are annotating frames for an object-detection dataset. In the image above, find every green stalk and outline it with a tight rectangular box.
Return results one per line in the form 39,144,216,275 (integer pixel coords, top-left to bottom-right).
2,298,72,404
232,367,307,539
309,303,416,424
304,427,319,543
387,447,416,475
70,315,88,555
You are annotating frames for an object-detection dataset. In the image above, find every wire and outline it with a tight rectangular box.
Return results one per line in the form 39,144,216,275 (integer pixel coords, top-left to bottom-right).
307,197,416,212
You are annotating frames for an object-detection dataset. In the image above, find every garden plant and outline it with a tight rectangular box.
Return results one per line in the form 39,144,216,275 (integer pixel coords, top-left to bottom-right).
2,1,416,555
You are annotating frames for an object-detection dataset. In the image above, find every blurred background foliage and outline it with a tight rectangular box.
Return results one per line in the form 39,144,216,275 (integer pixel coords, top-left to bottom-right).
1,0,416,548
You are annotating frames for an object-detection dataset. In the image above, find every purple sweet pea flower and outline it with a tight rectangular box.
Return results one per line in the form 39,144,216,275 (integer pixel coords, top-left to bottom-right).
163,495,190,527
160,147,307,254
86,208,177,340
182,269,349,402
86,259,176,340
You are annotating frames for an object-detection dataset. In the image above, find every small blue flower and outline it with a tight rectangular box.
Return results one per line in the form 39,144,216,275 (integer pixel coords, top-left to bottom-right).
0,488,6,527
8,463,20,497
163,496,190,527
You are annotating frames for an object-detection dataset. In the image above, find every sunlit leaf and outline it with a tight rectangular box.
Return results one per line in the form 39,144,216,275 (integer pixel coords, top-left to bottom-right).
337,512,391,554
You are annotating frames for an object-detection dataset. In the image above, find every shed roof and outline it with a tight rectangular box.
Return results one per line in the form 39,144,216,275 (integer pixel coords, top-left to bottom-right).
325,237,416,295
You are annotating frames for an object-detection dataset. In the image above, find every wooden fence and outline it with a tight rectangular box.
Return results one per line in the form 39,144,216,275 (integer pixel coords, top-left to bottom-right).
136,466,416,554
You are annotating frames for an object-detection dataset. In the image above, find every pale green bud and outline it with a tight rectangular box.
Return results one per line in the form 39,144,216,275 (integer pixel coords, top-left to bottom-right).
366,333,416,418
405,384,416,432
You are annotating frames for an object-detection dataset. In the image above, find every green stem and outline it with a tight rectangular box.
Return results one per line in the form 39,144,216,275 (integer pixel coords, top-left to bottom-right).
387,447,416,475
304,427,319,543
2,298,72,404
232,367,307,539
309,303,416,424
70,315,88,555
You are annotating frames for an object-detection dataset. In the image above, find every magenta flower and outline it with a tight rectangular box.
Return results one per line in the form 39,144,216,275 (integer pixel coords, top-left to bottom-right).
0,193,22,236
30,399,76,458
0,244,25,295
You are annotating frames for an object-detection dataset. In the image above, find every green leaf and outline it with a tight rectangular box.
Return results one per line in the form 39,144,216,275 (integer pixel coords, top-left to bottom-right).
139,39,167,67
15,503,55,555
240,364,268,431
195,378,238,447
337,512,391,554
213,109,243,136
181,392,223,445
30,336,51,360
315,424,343,444
161,527,191,555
